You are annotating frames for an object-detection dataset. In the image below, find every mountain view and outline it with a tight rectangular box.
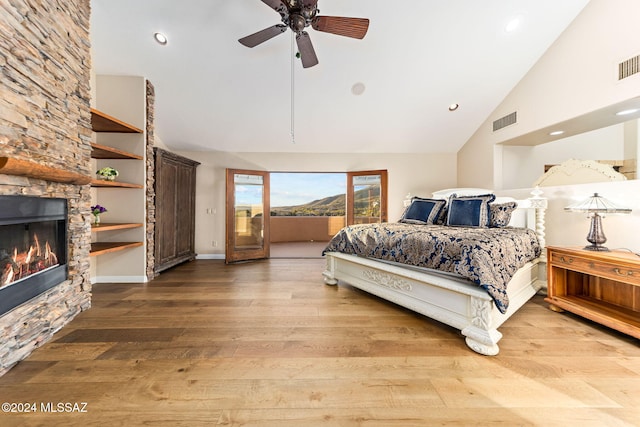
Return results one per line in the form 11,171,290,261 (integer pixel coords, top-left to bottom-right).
271,187,380,217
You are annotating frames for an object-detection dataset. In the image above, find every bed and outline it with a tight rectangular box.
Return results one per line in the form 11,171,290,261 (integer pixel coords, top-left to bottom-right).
322,188,547,355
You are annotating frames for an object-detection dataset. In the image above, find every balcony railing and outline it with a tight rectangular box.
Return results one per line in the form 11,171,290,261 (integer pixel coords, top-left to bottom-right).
270,216,345,243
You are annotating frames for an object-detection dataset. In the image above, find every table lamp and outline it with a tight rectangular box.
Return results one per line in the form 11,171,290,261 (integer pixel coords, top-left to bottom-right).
564,193,631,251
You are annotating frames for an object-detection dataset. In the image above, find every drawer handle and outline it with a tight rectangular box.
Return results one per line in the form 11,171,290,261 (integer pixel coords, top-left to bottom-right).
559,256,573,264
614,268,634,277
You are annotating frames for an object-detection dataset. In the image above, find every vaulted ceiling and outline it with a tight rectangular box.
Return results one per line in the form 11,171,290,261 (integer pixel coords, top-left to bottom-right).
90,0,590,153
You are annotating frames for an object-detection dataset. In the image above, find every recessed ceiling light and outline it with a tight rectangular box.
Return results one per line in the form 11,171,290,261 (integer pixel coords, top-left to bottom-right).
505,17,521,33
549,130,564,136
448,103,459,112
616,108,639,116
154,32,168,45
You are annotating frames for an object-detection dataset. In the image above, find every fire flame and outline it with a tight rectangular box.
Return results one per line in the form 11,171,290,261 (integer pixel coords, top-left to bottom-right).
1,233,59,288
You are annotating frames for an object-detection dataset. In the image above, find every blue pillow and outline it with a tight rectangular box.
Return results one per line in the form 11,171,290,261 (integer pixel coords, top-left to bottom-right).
446,194,496,227
399,197,446,225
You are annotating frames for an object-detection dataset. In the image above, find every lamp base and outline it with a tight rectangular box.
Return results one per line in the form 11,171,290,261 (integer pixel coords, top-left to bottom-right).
583,244,610,252
585,213,608,252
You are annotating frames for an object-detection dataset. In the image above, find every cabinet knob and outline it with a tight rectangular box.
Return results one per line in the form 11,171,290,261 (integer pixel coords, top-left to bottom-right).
559,256,573,264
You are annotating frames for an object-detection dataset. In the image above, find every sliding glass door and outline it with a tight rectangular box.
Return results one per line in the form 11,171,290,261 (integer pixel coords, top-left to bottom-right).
225,169,387,262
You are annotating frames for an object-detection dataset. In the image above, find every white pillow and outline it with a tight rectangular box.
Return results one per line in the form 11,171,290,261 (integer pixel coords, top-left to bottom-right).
493,196,517,204
432,188,493,199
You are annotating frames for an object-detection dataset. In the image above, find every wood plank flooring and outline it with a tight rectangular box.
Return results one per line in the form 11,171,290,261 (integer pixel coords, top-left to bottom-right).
0,259,639,426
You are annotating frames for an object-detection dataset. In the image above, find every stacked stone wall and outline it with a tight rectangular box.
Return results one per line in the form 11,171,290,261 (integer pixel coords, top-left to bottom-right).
0,0,92,375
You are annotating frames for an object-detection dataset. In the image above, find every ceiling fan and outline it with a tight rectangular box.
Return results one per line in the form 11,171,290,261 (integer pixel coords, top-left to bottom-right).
239,0,369,68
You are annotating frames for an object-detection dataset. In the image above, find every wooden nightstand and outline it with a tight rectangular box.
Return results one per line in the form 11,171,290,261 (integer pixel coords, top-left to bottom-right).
546,246,640,339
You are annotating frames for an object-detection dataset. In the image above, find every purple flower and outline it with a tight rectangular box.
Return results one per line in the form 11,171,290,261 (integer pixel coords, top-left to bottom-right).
91,204,107,215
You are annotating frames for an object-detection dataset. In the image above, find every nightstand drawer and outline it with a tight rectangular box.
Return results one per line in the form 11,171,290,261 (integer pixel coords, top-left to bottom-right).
549,250,640,287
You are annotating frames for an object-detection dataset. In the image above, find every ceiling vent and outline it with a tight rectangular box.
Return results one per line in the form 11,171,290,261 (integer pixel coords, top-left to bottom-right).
492,111,517,132
618,54,639,80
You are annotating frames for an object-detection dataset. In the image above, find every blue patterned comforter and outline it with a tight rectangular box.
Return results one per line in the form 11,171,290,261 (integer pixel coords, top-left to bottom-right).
323,223,541,314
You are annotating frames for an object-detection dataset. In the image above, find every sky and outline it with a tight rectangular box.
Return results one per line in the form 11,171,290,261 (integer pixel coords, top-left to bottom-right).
271,173,346,207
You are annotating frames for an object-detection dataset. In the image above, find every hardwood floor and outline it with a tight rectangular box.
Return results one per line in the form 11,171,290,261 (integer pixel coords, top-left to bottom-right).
0,259,639,426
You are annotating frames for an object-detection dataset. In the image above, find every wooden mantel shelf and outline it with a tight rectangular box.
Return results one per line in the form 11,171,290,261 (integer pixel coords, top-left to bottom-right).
0,157,92,185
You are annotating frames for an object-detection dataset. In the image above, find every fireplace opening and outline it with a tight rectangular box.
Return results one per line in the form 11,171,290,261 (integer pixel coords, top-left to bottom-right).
0,196,68,316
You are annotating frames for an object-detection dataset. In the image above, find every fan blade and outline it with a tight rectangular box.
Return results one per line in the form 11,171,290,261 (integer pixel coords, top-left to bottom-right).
261,0,284,12
296,32,319,68
239,24,287,48
312,16,369,39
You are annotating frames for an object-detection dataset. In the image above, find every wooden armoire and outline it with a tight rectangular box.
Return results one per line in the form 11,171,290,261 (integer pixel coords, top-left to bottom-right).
154,148,200,273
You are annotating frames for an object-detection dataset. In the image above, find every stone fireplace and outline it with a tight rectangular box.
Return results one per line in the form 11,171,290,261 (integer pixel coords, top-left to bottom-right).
0,196,68,316
0,0,93,375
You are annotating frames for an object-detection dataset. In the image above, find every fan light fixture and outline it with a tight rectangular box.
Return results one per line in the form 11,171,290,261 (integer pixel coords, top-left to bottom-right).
238,0,369,68
154,32,168,45
565,193,631,251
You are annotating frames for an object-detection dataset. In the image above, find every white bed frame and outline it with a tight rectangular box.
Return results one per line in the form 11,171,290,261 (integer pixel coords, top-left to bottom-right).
322,193,548,356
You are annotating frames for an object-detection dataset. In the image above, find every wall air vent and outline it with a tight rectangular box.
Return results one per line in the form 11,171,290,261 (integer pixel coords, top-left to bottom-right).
492,111,517,132
619,55,639,80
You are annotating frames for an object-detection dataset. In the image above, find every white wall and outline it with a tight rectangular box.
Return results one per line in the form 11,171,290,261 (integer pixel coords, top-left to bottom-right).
175,151,457,257
458,0,640,189
502,123,625,189
625,119,639,161
92,75,147,281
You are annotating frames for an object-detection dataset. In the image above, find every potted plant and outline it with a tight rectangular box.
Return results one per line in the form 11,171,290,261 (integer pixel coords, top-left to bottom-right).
96,166,119,181
91,204,107,225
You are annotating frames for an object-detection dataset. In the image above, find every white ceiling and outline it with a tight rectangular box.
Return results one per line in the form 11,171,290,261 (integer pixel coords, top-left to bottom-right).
90,0,590,154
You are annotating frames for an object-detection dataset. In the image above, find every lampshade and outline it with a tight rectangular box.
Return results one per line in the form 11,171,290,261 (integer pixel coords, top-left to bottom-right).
564,193,631,251
564,193,632,214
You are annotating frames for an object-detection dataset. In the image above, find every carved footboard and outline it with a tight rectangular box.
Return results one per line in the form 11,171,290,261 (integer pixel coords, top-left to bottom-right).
323,252,544,355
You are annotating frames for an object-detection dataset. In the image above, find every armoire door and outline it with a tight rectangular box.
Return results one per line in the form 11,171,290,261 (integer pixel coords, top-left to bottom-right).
175,164,196,258
157,156,179,266
154,148,200,273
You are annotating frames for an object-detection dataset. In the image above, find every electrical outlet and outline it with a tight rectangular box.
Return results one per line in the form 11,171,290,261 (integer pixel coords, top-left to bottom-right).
212,240,218,247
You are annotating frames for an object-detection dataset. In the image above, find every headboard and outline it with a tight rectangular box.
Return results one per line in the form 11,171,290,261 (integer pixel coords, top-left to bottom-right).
431,187,547,249
533,158,627,187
